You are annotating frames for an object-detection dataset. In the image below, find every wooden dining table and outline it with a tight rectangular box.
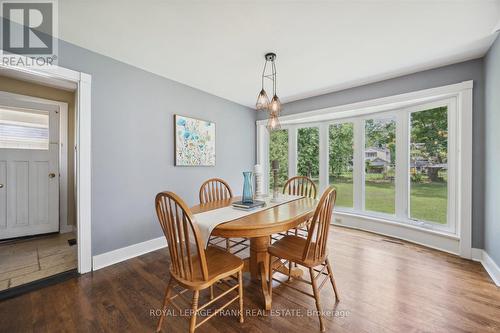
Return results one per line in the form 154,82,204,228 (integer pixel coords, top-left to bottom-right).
190,196,318,310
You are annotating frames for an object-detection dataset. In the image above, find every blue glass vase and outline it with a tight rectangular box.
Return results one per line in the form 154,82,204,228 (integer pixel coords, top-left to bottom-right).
242,171,254,204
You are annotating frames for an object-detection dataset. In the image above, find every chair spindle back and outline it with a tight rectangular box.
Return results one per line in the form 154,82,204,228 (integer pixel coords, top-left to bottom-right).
303,186,337,263
155,191,208,282
282,176,317,199
199,178,233,204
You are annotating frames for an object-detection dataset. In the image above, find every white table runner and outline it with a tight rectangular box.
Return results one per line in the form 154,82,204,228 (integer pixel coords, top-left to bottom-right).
193,195,302,248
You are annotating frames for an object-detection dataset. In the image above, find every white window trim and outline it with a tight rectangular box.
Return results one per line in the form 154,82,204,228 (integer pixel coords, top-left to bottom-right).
256,81,473,258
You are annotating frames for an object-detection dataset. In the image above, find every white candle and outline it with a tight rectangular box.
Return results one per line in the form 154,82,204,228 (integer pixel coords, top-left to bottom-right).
254,164,264,198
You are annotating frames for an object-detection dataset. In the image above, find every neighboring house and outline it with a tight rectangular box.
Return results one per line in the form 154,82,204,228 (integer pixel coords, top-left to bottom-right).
410,157,429,173
365,147,391,173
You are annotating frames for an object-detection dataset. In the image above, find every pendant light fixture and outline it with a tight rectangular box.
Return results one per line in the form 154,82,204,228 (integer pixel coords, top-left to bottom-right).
266,110,281,131
255,52,282,131
256,89,270,111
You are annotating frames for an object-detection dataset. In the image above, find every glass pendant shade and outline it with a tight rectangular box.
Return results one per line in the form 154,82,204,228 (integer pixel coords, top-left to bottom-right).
269,94,281,114
256,89,270,110
266,111,281,131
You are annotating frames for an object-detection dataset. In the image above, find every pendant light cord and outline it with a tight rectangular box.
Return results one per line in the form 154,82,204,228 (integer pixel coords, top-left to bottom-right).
272,60,277,96
261,57,277,94
261,60,268,89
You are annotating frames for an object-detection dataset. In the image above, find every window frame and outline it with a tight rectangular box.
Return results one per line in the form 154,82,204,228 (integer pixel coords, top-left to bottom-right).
268,128,290,191
263,100,457,232
361,112,398,217
256,81,472,257
404,98,458,234
295,124,321,186
327,120,355,210
0,105,53,150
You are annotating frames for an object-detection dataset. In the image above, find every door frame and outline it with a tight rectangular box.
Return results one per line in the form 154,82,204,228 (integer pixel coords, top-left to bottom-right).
0,63,92,274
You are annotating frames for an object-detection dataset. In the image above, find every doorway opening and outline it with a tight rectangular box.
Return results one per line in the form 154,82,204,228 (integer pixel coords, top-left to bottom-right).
0,72,82,296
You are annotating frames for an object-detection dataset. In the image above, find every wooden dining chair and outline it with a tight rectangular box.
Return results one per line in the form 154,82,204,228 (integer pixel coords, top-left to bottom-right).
268,186,339,332
199,178,249,256
282,176,318,199
199,178,233,204
276,176,317,240
155,191,244,333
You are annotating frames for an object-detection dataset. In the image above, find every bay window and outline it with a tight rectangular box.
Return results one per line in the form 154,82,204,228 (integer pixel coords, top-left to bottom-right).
258,82,472,256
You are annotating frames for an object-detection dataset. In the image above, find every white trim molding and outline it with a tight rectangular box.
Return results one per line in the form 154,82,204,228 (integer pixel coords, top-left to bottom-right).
76,73,92,273
0,64,93,273
334,213,460,255
258,81,473,258
257,81,473,126
93,237,167,271
472,249,500,287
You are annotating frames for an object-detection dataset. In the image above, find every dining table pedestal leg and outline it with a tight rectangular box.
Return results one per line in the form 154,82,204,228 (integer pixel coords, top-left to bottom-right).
249,236,272,310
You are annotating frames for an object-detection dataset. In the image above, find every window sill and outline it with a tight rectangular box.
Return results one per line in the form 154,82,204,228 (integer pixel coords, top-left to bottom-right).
333,209,459,240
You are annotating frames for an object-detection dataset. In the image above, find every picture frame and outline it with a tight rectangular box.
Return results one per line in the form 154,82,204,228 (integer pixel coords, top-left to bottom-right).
174,114,216,166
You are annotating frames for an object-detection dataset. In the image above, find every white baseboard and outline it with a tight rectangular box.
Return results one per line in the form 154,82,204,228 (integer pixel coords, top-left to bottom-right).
93,236,167,271
59,224,74,234
471,248,500,287
471,248,483,261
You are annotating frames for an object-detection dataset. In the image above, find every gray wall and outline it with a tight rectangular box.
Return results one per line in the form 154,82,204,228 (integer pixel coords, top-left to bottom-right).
57,41,256,255
259,60,485,248
484,35,500,265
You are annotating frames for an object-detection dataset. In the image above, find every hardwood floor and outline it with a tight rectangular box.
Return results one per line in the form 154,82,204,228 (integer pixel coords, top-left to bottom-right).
1,226,499,332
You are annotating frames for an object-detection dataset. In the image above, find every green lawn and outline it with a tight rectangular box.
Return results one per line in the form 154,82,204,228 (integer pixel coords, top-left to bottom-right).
365,181,395,215
330,177,447,224
329,181,353,208
410,182,447,224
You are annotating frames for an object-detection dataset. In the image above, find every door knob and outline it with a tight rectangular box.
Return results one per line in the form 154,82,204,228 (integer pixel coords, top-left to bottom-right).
0,184,3,188
49,173,56,178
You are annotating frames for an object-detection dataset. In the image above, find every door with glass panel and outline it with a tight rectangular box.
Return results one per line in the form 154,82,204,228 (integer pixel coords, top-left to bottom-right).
0,106,60,239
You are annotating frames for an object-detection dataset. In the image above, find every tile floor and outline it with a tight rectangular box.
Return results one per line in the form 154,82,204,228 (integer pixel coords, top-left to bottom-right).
0,232,77,291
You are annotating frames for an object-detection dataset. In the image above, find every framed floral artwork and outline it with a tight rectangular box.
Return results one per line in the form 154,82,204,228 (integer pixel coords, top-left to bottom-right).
174,115,216,166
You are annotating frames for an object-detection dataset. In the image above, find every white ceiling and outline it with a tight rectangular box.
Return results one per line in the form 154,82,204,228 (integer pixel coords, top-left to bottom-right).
58,0,500,108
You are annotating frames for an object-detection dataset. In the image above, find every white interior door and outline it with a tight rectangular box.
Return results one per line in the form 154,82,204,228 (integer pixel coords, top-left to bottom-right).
0,105,59,239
